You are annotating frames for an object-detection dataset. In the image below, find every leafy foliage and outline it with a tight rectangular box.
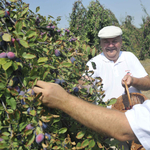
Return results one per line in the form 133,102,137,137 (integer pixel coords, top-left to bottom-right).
0,0,118,149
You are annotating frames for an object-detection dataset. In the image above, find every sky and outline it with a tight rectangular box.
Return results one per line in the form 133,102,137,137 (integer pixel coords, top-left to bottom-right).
22,0,150,29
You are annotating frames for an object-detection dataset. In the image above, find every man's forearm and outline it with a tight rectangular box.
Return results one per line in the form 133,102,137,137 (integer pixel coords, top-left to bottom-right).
58,94,137,142
132,75,150,91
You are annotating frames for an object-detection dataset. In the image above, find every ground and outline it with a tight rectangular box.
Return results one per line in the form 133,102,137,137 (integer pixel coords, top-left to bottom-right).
140,59,150,99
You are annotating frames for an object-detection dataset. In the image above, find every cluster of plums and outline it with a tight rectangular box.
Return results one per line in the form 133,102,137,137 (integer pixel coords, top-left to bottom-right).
25,123,51,144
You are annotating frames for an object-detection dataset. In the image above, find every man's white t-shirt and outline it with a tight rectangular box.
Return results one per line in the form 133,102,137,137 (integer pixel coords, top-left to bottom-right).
86,51,148,102
125,100,150,149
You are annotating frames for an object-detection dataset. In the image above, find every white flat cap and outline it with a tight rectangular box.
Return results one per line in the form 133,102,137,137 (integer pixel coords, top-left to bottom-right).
98,26,122,38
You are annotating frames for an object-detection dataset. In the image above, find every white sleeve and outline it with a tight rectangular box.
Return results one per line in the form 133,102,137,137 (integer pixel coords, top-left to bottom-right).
125,100,150,149
126,52,148,78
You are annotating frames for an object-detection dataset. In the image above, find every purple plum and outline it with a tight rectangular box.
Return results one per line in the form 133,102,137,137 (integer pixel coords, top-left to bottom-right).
73,87,79,93
42,122,48,130
36,133,44,144
0,52,7,58
45,133,51,141
70,57,76,63
7,52,15,59
26,124,34,130
55,49,61,57
55,79,61,84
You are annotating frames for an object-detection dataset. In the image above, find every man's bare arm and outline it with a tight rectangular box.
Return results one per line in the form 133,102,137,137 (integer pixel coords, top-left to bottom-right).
33,80,137,142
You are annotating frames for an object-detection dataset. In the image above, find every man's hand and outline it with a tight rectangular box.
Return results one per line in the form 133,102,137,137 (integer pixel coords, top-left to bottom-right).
33,80,69,109
122,74,133,88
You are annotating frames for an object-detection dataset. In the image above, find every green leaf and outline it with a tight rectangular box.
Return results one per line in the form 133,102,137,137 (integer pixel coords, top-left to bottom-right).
61,62,72,67
91,62,96,69
2,33,11,42
0,83,6,89
89,139,95,148
0,58,7,65
86,46,91,55
76,131,85,139
43,70,49,80
92,47,96,57
25,129,33,136
26,30,37,38
81,139,89,148
21,7,29,17
107,98,117,106
26,133,35,146
30,110,36,116
0,143,10,149
36,6,40,13
6,97,16,110
6,109,14,114
89,87,94,95
2,132,10,136
19,122,27,131
38,57,48,63
58,127,67,134
22,53,36,59
0,10,5,17
42,33,48,41
20,39,29,48
2,61,12,71
15,20,23,33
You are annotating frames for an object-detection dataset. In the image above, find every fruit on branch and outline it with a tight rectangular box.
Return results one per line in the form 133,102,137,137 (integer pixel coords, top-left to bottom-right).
42,122,48,130
70,57,76,63
27,107,32,114
0,52,7,58
55,49,61,57
73,87,79,93
26,124,34,130
55,79,61,84
14,86,20,93
27,89,35,95
12,77,20,86
36,133,44,144
45,133,51,141
7,52,15,59
60,79,65,85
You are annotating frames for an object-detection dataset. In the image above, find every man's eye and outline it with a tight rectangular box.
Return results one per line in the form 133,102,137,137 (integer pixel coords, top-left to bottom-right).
113,41,117,43
104,41,109,44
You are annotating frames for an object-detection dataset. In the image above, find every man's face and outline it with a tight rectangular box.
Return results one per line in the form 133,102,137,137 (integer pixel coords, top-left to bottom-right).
100,36,122,62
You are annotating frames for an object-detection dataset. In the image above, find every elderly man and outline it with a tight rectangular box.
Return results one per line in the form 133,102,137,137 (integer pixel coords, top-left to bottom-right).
84,26,150,104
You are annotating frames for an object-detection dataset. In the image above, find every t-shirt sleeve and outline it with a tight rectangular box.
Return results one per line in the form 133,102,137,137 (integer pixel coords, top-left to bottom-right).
126,52,148,78
125,100,150,149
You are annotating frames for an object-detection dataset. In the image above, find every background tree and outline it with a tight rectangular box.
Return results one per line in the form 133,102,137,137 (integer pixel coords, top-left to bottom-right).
69,0,119,54
121,15,143,58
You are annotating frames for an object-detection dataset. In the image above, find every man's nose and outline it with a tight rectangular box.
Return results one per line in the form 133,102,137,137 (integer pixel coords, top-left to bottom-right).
108,42,114,47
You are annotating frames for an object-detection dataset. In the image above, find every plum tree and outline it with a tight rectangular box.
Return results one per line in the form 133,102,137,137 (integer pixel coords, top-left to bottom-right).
0,0,117,149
